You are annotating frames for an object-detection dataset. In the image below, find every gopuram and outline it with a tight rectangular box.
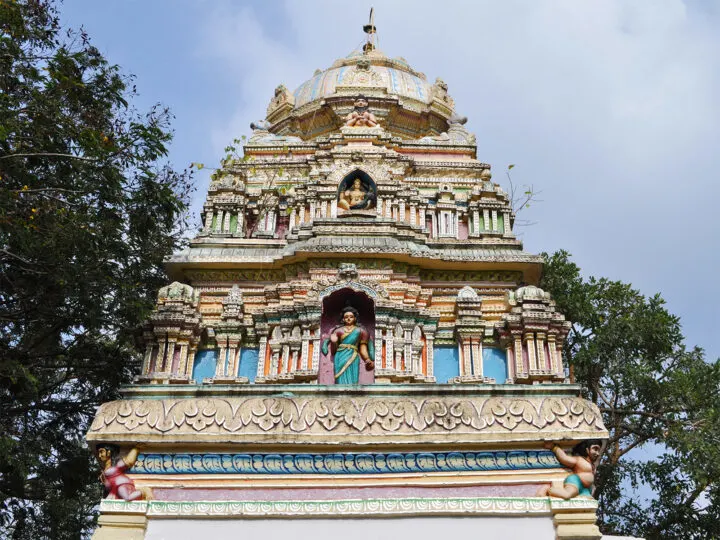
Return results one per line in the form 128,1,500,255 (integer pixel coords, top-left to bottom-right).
88,18,609,540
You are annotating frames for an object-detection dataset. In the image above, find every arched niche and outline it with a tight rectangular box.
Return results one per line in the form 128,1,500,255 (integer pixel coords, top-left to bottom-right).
318,287,375,384
337,169,377,212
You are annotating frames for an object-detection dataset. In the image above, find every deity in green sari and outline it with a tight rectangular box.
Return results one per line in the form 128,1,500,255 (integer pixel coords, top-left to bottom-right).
321,307,375,384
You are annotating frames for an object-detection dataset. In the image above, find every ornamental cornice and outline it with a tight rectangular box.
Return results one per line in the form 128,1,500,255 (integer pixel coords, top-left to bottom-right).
132,449,560,475
88,392,606,446
97,497,598,519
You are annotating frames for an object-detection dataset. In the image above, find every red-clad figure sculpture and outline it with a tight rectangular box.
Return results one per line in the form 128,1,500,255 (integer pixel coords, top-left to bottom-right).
95,444,152,500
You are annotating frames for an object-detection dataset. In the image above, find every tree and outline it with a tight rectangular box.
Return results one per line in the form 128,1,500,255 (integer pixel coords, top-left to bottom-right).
541,251,720,540
0,1,192,537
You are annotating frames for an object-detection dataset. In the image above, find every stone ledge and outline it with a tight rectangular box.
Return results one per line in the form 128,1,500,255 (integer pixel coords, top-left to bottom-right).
97,497,597,519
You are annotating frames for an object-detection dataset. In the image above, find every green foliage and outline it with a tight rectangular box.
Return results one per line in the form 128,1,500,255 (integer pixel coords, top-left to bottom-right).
0,1,192,537
541,251,720,540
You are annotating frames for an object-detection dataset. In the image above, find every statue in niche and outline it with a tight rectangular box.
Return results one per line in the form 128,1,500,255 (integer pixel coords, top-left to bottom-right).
344,95,378,127
536,439,602,499
337,173,376,212
321,306,375,384
95,444,152,501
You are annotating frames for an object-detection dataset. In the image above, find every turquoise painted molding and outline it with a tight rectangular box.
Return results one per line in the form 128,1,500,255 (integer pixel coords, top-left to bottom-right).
98,497,598,518
133,450,559,475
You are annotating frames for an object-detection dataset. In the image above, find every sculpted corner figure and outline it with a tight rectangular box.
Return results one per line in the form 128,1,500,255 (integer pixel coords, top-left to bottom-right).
344,96,378,127
338,178,372,210
321,307,375,384
96,444,152,501
537,439,602,499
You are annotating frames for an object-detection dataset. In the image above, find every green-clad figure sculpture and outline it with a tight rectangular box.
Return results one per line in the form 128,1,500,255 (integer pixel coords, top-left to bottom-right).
321,306,375,384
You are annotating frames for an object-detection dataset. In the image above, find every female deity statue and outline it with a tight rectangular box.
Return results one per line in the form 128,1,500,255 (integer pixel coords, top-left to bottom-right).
338,178,373,211
321,306,375,384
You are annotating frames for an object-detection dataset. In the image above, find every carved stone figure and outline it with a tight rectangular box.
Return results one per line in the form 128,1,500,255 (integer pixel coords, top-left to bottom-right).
338,178,374,211
321,306,375,384
344,96,378,127
536,439,602,498
95,444,152,501
266,84,295,116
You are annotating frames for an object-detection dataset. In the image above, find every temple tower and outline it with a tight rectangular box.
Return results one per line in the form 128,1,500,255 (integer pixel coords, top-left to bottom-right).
89,19,607,540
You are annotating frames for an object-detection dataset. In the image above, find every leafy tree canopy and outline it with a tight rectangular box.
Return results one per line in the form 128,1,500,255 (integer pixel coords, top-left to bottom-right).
541,251,720,540
0,0,192,537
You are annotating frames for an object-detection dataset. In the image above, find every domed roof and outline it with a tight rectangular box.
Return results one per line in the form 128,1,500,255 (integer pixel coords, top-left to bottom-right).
292,48,436,108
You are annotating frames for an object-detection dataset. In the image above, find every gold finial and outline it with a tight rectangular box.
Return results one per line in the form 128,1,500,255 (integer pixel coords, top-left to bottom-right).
363,8,376,53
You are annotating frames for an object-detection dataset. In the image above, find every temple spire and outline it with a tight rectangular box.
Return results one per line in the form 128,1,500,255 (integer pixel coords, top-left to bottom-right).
363,8,377,53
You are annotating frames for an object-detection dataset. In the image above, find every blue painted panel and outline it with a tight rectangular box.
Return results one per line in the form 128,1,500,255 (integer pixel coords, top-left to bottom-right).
133,450,560,475
239,348,259,382
483,347,507,382
192,349,218,383
434,345,460,383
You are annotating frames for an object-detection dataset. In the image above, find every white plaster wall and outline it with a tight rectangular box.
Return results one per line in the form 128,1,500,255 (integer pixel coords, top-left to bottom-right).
145,516,556,540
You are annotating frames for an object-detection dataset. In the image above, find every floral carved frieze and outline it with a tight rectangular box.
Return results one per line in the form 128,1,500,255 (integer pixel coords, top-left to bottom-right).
88,395,606,444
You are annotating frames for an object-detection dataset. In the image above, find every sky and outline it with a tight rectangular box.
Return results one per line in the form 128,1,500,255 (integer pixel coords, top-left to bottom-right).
60,0,720,360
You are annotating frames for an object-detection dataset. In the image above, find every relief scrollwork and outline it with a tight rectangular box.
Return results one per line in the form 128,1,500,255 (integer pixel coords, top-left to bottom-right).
89,395,607,443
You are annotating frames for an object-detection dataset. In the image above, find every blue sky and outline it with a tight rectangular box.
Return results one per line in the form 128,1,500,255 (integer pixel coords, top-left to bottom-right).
60,0,720,361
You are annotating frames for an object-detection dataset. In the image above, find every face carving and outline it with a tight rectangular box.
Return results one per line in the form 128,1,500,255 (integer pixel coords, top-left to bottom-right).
343,311,357,326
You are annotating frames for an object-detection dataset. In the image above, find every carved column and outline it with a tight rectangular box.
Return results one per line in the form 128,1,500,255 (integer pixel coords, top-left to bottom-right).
299,205,306,225
385,328,394,370
473,210,480,235
419,208,426,230
142,342,154,374
330,199,337,218
222,210,231,233
226,338,241,377
300,328,310,370
502,211,511,236
409,204,416,226
525,333,537,372
215,343,227,377
257,336,268,378
505,344,515,382
215,210,224,232
185,344,197,378
404,327,412,372
425,335,435,378
483,209,490,231
399,201,406,222
311,330,320,371
462,338,472,376
376,197,383,216
536,331,547,371
237,210,245,236
203,209,213,232
471,338,482,377
177,343,189,376
289,208,297,230
491,210,498,232
514,333,525,378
